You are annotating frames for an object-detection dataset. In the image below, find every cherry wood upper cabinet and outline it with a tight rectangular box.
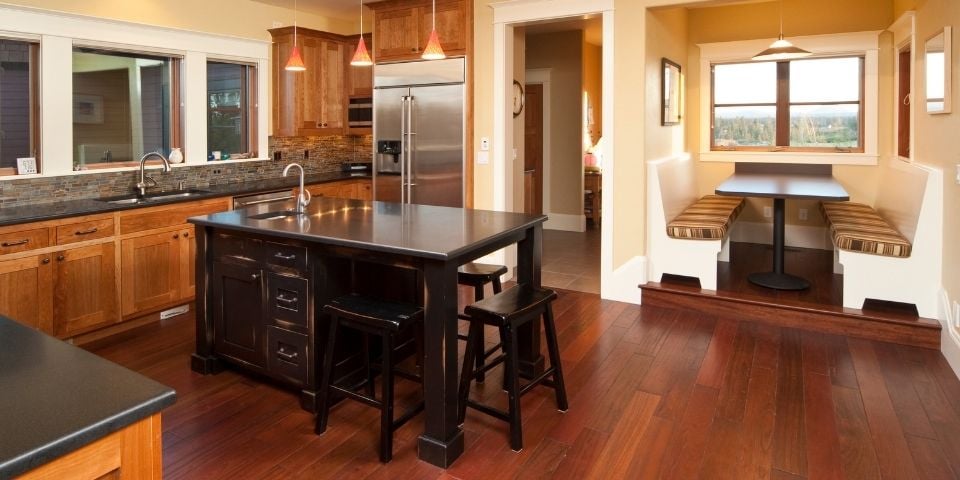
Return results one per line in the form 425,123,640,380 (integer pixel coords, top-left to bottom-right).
345,34,373,97
270,27,347,137
368,0,468,63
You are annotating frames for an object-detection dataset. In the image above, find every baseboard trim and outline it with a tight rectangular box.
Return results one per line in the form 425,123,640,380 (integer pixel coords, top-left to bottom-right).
730,221,831,250
939,289,960,379
545,212,585,232
603,255,645,304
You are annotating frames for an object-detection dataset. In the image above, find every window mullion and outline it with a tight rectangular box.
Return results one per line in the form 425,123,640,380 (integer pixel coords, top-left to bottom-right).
776,61,790,146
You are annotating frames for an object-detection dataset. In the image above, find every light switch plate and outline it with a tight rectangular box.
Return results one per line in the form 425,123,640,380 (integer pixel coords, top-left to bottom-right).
955,164,960,185
477,151,489,165
480,137,490,151
763,206,772,218
798,208,808,221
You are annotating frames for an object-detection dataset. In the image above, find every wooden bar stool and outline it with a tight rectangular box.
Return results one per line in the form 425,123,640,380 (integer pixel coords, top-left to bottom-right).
316,295,424,463
457,284,568,452
457,262,508,383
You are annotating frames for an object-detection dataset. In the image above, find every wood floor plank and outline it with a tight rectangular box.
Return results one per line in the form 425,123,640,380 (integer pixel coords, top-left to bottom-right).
697,417,744,480
716,321,758,423
550,428,609,480
696,318,740,389
873,341,937,439
622,415,675,479
904,434,956,480
660,385,721,480
583,391,660,480
622,304,678,356
847,338,921,479
802,370,844,480
771,328,807,476
832,385,882,479
584,352,655,434
738,361,778,479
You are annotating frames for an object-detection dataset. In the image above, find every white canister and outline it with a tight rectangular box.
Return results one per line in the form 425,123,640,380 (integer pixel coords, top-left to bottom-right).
169,147,184,164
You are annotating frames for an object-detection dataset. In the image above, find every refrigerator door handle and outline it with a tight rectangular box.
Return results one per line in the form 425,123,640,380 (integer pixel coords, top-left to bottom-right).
407,96,415,203
400,95,407,205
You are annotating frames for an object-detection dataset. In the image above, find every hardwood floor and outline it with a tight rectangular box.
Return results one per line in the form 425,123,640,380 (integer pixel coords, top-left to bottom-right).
84,288,960,479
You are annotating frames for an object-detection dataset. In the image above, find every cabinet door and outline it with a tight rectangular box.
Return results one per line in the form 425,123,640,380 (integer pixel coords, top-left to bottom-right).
180,226,196,300
54,243,118,337
423,1,467,56
0,254,54,334
357,180,373,200
120,229,181,317
337,182,359,199
320,40,345,129
374,7,421,61
301,36,323,128
211,261,265,368
346,34,373,97
273,36,304,137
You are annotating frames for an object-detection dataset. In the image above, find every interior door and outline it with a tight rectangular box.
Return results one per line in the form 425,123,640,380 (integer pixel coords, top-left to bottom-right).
409,83,463,207
374,87,408,203
524,83,544,214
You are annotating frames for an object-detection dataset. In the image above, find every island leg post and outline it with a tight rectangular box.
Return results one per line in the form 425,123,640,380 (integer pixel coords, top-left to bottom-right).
515,224,545,377
190,226,222,374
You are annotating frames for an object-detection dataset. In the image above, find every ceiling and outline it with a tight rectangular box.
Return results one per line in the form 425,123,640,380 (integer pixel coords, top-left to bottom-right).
523,16,603,46
251,0,363,21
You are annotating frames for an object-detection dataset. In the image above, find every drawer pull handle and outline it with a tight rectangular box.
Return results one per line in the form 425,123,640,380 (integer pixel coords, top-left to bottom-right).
1,239,29,247
277,294,298,305
173,233,180,239
274,252,297,261
75,227,99,236
277,348,298,362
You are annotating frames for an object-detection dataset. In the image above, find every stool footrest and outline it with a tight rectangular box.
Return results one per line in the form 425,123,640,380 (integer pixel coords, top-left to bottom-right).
519,367,558,396
465,400,510,422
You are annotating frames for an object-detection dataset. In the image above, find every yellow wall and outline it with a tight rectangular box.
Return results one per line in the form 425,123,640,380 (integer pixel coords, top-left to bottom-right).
527,30,583,216
0,0,357,39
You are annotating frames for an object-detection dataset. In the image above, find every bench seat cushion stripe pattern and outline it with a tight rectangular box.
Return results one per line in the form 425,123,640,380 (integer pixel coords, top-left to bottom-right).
667,195,745,240
820,201,912,258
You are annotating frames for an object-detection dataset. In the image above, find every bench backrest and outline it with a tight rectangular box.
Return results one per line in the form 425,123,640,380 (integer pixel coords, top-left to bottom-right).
649,153,698,223
875,160,928,244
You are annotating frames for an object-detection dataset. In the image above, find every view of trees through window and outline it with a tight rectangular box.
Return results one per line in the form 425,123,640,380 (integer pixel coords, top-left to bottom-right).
712,57,862,151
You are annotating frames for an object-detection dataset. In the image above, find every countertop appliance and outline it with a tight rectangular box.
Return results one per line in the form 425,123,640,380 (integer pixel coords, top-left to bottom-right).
373,58,465,208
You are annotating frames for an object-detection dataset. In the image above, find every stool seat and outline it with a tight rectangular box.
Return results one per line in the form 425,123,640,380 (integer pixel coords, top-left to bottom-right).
464,285,557,326
457,262,508,287
324,295,423,332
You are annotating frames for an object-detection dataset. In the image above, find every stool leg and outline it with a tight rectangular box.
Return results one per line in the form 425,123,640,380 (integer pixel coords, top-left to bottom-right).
380,333,395,463
315,316,339,435
492,277,503,294
458,319,482,425
504,324,523,452
473,284,487,383
543,304,568,412
364,333,376,397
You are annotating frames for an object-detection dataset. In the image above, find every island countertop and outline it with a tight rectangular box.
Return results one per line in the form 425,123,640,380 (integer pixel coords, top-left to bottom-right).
0,316,176,478
188,197,547,261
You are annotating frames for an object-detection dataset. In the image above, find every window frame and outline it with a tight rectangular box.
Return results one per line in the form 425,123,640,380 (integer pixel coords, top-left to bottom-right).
0,37,40,177
710,56,866,153
697,31,880,166
71,46,184,170
205,59,258,160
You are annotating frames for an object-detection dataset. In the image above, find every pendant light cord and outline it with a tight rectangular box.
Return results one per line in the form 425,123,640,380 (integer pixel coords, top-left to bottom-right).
360,0,363,34
432,0,436,30
294,0,298,46
778,0,784,38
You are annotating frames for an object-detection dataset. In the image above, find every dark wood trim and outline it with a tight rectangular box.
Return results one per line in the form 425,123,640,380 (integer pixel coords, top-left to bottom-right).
171,58,183,153
775,61,790,146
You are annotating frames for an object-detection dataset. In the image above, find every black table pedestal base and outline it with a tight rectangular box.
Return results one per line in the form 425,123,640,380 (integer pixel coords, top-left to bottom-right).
748,272,810,291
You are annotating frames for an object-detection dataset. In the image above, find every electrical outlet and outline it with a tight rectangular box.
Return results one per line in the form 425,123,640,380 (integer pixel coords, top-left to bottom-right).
799,208,808,221
272,21,283,28
304,149,310,159
212,168,222,175
763,206,772,218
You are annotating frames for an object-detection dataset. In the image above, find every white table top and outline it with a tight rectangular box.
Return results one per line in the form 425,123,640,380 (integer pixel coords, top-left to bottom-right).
715,173,850,201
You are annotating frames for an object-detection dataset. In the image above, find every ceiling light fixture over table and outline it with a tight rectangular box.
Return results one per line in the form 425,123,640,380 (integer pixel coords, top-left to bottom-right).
350,0,373,66
752,0,811,61
421,0,446,60
285,0,306,71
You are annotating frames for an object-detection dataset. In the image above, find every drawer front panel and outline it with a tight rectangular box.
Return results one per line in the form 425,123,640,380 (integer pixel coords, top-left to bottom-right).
267,273,309,331
267,326,309,386
55,217,115,245
0,228,49,254
120,199,229,234
212,232,262,263
265,241,308,271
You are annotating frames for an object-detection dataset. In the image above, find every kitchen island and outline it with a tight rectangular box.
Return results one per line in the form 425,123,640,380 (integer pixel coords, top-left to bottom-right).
189,197,546,468
0,315,175,478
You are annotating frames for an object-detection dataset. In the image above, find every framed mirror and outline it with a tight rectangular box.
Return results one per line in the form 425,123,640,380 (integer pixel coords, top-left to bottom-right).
925,26,951,114
662,58,681,125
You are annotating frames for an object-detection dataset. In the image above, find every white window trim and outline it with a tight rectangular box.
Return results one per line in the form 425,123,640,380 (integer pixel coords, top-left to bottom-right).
0,4,270,177
698,31,881,166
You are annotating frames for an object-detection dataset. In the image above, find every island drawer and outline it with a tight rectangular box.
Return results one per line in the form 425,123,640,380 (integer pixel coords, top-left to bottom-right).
55,216,115,245
267,273,310,331
211,232,262,263
267,326,309,386
265,241,308,272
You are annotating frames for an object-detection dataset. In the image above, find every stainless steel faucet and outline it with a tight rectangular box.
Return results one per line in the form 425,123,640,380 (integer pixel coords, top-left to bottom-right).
136,152,172,196
283,163,311,214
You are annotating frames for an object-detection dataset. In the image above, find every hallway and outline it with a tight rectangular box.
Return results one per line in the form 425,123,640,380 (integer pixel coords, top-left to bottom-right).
541,225,601,293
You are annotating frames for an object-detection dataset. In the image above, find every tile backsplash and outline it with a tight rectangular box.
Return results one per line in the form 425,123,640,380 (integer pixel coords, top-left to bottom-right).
0,135,372,207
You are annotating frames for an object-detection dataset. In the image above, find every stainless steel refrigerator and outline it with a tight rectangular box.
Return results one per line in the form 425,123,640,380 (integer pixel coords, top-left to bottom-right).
373,58,465,208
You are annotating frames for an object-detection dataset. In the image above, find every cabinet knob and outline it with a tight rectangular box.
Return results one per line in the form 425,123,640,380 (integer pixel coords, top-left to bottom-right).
412,47,417,52
41,258,50,264
57,255,65,261
183,231,189,238
251,273,260,281
173,233,180,239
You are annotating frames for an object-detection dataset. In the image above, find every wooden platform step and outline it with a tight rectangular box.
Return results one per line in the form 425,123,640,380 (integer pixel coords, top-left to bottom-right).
640,281,941,349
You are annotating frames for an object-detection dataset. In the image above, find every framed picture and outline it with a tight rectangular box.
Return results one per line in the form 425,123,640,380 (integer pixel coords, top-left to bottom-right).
16,157,37,175
73,94,104,124
662,58,682,126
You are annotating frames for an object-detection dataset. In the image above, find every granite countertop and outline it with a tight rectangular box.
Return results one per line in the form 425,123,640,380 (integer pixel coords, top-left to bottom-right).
190,197,546,261
0,316,176,477
0,171,372,228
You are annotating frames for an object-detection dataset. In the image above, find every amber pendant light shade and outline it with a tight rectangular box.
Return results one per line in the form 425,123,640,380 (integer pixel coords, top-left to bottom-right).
285,0,306,71
421,0,446,60
351,1,373,66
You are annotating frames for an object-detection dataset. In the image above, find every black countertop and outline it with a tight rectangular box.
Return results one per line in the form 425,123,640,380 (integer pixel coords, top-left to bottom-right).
0,317,176,478
0,171,371,228
190,197,547,261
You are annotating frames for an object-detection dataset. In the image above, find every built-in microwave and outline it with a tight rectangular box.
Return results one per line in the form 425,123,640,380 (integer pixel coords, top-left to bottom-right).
348,97,372,128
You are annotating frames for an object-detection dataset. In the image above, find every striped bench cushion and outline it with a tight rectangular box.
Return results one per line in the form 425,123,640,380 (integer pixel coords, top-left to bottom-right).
821,201,912,258
667,195,745,240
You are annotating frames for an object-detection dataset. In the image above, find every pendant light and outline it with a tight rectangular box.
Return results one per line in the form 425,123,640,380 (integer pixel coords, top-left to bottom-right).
285,0,306,71
421,0,446,60
350,0,373,66
752,0,811,61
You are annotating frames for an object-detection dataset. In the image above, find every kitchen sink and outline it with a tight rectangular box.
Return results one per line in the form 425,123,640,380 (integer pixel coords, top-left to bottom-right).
247,210,301,221
98,189,210,205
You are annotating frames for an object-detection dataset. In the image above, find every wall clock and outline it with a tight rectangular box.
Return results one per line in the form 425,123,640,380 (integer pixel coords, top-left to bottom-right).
512,80,525,117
